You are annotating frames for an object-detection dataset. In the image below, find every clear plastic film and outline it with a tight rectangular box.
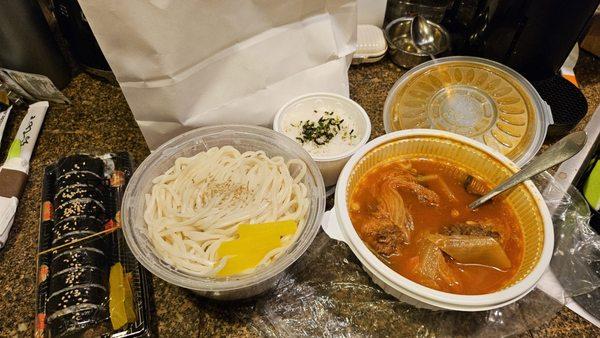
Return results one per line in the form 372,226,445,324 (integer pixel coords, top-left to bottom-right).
225,172,600,337
536,173,600,297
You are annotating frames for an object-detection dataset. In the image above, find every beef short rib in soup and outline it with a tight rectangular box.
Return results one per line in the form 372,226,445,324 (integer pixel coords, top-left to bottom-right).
349,158,524,295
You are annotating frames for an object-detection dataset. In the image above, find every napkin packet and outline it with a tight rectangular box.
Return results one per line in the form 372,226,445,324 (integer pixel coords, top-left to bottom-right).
34,153,152,338
0,95,11,146
0,68,70,104
0,83,21,148
0,101,48,247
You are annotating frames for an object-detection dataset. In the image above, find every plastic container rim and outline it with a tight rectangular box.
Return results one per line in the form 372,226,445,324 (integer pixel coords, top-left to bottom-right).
334,128,554,309
273,92,372,162
121,124,326,292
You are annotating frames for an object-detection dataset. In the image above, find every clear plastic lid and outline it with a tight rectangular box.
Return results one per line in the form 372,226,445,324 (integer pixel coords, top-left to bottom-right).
121,125,326,299
384,57,552,166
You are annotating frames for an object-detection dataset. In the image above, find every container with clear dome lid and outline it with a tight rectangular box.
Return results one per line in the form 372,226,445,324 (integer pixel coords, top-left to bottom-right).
121,125,326,300
383,56,553,166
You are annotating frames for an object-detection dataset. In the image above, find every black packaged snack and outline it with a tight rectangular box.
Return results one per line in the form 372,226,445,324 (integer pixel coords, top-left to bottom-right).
35,153,152,338
52,218,105,241
49,266,107,295
54,184,107,207
56,155,105,178
53,199,107,223
56,171,104,190
50,247,107,275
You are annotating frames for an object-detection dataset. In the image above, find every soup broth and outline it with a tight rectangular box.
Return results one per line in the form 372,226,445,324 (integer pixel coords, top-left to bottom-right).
349,158,523,295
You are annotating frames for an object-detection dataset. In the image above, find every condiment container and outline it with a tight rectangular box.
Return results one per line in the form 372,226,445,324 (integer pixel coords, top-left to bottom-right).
122,125,326,300
323,129,553,311
384,56,553,166
273,93,371,187
352,25,387,65
384,17,450,69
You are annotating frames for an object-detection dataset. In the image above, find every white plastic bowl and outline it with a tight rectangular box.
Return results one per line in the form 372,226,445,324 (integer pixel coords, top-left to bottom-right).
323,129,554,311
122,125,326,300
273,92,371,187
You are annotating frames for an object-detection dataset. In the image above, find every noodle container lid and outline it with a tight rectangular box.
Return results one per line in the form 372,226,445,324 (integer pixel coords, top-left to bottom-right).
383,56,554,167
323,129,554,311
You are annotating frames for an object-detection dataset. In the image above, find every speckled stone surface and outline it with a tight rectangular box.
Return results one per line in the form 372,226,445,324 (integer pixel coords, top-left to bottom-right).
0,53,598,337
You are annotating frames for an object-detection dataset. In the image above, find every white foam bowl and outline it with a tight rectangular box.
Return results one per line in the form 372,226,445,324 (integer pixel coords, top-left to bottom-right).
273,93,371,187
322,129,554,311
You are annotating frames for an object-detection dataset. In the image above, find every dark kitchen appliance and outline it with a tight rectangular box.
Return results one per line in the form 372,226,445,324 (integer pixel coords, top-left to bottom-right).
441,0,599,136
532,74,588,141
442,0,600,81
50,0,114,81
0,0,71,89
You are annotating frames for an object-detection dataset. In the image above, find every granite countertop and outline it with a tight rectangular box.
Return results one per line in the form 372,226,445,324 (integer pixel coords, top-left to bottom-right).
0,54,598,337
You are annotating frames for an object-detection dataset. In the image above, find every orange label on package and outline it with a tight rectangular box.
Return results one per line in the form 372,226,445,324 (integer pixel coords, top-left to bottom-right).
42,202,53,221
34,313,46,338
38,265,49,284
110,171,126,187
104,219,115,230
115,211,122,228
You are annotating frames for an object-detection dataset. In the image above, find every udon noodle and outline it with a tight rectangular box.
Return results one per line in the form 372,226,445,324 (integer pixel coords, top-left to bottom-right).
144,146,309,276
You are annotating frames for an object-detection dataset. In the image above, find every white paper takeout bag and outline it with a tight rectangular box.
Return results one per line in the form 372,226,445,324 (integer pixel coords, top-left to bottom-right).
78,0,357,149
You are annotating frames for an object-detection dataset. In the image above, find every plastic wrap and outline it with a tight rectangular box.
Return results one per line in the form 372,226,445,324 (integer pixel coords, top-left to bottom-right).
228,172,600,337
537,173,600,297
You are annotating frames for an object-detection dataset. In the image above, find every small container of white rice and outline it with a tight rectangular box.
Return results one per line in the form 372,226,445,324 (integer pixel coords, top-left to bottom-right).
274,93,372,187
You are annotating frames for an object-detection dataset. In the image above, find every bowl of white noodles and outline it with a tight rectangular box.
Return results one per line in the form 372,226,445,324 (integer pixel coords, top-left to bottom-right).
122,125,326,299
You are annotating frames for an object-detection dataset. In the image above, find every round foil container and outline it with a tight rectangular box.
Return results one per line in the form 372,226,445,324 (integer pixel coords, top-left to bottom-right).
383,56,553,166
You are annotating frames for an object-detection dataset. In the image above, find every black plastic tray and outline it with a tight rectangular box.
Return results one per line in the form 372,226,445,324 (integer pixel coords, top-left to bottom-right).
34,153,152,337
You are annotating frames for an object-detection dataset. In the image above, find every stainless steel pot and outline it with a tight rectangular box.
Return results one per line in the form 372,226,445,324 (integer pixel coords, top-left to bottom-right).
384,17,449,68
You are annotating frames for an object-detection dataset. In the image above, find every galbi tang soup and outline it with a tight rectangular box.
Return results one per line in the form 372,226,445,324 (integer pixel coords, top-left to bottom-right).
349,157,524,295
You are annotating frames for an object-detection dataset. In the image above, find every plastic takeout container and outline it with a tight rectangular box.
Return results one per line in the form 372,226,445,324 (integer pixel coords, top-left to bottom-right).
322,129,554,311
353,25,387,65
122,125,326,300
383,56,553,166
273,92,371,187
35,153,152,337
